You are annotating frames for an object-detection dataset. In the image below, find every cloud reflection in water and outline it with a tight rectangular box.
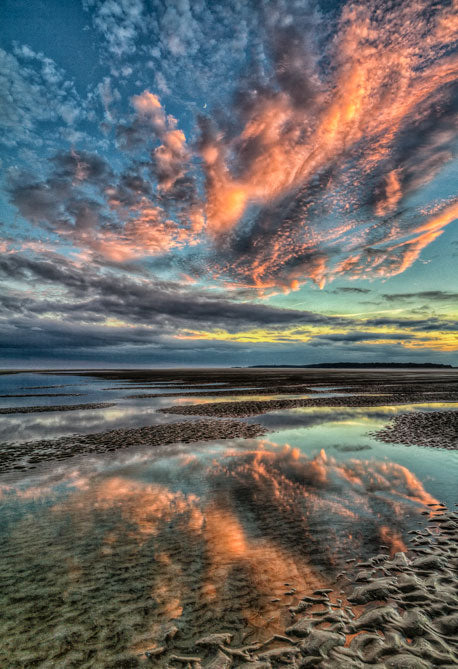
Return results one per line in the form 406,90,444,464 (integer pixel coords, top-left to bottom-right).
0,436,438,661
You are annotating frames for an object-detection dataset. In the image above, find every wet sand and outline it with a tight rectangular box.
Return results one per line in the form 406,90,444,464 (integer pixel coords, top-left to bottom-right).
69,367,458,386
0,419,266,474
373,410,458,450
134,505,457,668
4,498,454,667
158,392,458,418
0,402,116,415
1,369,457,667
0,393,83,398
1,369,458,472
126,385,318,399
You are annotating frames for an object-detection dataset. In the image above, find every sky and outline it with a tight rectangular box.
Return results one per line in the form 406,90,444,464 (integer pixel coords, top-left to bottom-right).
0,0,457,368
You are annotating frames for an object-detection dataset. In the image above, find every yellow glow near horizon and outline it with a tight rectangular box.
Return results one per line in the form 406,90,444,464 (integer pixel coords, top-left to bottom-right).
175,323,458,352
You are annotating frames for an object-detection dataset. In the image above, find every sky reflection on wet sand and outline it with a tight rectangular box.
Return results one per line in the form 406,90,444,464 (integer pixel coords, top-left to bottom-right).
0,372,457,664
1,423,455,663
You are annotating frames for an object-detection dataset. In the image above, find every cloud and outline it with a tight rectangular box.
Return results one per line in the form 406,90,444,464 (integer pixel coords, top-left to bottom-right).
0,251,348,329
0,47,82,149
1,0,457,366
195,0,458,290
7,140,199,262
83,0,145,58
128,90,191,190
6,1,457,295
2,242,456,363
333,287,372,295
2,247,455,364
382,290,458,303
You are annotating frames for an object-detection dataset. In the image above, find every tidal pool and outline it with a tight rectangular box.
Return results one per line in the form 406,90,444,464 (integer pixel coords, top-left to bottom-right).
1,372,457,666
0,372,343,443
1,406,457,665
0,374,260,442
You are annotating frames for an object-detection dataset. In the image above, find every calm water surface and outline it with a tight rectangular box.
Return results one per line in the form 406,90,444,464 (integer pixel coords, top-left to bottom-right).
0,372,457,665
0,374,264,442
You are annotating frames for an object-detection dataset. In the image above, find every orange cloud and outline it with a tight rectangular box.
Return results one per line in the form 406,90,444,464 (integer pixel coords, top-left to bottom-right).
341,199,458,280
375,170,403,217
16,5,454,291
132,90,162,114
199,1,457,289
206,20,455,233
80,204,187,262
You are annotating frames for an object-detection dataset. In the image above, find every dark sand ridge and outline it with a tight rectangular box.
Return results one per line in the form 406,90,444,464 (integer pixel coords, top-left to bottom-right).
102,385,235,391
71,368,457,399
333,383,458,394
373,410,458,450
0,402,116,415
14,367,458,387
158,393,458,419
21,384,89,389
0,420,266,474
127,383,458,399
126,385,319,399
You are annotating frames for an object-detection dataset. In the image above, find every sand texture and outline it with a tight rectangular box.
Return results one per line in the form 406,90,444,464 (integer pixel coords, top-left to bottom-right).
2,499,455,668
0,402,116,415
0,419,266,473
158,393,458,418
139,507,458,667
373,410,458,450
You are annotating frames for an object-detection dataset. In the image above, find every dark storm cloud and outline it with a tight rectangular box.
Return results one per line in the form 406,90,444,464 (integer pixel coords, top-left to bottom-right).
8,151,113,237
333,287,372,295
363,316,458,332
0,253,91,292
0,252,347,329
2,248,455,367
308,332,406,344
52,150,113,185
0,317,161,350
382,291,458,303
115,117,153,152
0,318,439,367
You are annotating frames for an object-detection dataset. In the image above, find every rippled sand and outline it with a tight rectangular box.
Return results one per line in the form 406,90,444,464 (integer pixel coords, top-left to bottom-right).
0,369,457,667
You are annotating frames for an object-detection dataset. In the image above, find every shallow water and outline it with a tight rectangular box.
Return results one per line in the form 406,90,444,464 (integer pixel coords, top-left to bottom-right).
247,403,458,506
2,432,455,663
0,372,354,442
0,373,457,665
0,374,263,442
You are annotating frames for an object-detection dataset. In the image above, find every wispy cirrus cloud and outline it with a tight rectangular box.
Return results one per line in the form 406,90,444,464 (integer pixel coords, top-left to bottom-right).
5,0,457,295
198,0,458,291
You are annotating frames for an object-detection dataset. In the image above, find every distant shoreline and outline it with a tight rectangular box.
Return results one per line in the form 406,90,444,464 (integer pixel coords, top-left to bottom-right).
1,362,456,374
247,362,454,369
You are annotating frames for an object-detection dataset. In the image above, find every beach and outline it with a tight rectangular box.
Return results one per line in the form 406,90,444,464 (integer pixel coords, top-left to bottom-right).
0,368,457,667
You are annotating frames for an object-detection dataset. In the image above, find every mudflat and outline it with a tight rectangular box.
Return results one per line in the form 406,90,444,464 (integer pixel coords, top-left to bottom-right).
0,368,457,476
1,368,457,667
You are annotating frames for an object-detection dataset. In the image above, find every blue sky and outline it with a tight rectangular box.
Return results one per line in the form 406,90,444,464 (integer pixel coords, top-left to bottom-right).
0,0,457,367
